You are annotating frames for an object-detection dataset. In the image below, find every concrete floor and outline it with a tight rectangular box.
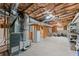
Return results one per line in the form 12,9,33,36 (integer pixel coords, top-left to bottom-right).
18,36,76,56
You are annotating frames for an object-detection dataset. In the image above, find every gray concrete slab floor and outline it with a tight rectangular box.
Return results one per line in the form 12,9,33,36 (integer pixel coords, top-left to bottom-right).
18,37,76,56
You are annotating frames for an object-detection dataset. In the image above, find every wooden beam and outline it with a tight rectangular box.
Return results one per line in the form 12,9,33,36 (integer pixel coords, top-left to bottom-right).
59,11,75,18
36,11,75,20
30,4,55,18
29,8,46,17
29,4,55,16
35,8,75,19
25,4,38,14
29,4,49,14
54,4,66,11
25,3,49,14
55,4,79,14
31,4,62,18
55,10,76,16
31,4,77,19
49,14,74,25
54,3,76,12
18,3,33,12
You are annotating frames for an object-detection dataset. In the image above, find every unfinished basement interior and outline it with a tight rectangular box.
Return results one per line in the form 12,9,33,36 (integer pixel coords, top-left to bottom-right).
0,3,79,56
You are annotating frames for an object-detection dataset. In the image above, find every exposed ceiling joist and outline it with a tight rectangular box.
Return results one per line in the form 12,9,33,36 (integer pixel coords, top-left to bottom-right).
55,4,79,14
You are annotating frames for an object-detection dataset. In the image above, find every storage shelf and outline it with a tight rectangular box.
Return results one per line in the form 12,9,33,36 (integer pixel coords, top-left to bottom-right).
70,40,76,42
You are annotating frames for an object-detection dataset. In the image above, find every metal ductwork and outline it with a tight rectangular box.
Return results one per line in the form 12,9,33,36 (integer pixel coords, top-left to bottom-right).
0,9,9,16
25,14,52,27
0,4,19,16
11,3,19,15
